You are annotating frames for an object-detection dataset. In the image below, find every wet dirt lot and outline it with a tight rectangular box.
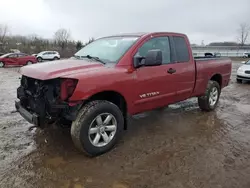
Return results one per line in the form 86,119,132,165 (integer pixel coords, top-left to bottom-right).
1,62,250,188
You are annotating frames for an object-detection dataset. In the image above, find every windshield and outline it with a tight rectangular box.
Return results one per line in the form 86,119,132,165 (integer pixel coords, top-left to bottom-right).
246,60,250,65
0,53,12,58
74,36,139,63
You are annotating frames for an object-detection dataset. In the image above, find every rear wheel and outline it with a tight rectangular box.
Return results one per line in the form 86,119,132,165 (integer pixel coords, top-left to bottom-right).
53,57,59,60
198,80,221,111
0,61,4,68
71,100,124,157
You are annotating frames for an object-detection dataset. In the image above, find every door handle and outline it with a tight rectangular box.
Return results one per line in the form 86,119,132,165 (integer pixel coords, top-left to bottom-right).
167,68,176,74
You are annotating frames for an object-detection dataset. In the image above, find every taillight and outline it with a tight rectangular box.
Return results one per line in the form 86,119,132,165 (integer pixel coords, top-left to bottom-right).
60,78,78,101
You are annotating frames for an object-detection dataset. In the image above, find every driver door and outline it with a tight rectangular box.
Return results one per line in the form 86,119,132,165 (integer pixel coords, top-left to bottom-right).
132,36,179,113
6,54,18,65
47,52,54,60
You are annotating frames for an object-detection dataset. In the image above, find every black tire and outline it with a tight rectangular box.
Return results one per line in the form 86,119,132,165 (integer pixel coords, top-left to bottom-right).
198,80,221,112
53,57,59,60
71,100,124,157
236,78,242,83
37,57,42,62
0,61,5,68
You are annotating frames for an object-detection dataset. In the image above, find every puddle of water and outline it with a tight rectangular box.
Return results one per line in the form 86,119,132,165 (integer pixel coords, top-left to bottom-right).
59,180,84,188
112,181,129,188
45,156,67,168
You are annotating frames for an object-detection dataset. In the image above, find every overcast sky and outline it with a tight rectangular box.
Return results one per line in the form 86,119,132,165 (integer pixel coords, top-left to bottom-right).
0,0,249,44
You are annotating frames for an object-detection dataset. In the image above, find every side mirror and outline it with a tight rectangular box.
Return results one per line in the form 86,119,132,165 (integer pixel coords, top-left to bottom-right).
144,49,162,66
133,49,163,68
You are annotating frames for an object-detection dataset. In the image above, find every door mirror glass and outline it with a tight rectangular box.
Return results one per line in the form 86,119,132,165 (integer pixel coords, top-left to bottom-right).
144,49,162,66
134,50,162,68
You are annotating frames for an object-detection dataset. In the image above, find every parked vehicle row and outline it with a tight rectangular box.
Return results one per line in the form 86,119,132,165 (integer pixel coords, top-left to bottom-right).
15,32,232,157
204,52,221,57
0,50,61,67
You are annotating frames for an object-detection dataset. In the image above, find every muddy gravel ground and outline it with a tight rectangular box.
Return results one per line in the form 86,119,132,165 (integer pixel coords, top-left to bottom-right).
1,62,250,188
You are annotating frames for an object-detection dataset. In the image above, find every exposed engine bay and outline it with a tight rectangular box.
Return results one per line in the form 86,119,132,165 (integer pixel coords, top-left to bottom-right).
16,76,79,127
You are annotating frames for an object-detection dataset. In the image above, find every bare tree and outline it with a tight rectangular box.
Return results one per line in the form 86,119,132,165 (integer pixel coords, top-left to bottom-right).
0,24,9,49
83,37,95,47
76,40,83,51
237,23,250,46
54,28,71,50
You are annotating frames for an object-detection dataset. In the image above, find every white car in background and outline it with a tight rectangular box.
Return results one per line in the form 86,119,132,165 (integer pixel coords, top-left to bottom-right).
36,51,60,62
236,59,250,83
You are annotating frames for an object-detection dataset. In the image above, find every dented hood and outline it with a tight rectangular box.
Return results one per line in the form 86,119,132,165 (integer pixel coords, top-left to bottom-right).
19,59,105,80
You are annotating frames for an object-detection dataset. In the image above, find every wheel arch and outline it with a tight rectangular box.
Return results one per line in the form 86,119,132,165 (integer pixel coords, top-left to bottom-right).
26,60,33,64
83,90,128,130
210,74,222,87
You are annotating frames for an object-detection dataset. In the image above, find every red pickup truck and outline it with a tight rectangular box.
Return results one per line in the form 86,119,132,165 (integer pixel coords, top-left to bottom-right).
15,32,232,156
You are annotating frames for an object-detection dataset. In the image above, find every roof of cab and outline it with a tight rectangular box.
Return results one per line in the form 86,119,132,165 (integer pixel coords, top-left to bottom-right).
101,32,186,38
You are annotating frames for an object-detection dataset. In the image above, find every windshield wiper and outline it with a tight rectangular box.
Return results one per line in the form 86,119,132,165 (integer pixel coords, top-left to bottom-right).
81,55,106,64
72,55,80,59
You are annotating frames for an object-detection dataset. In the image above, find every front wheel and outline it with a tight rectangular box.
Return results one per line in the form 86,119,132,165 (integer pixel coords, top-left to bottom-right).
198,80,221,111
0,61,4,68
71,100,124,157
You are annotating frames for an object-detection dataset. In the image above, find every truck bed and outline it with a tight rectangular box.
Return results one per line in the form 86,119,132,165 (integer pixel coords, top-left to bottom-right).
192,57,232,97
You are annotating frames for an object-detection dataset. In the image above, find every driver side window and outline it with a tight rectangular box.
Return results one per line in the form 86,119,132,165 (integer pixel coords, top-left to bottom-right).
135,37,171,64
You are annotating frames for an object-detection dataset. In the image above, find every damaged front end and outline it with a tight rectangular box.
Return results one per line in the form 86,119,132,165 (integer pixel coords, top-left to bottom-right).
15,76,80,128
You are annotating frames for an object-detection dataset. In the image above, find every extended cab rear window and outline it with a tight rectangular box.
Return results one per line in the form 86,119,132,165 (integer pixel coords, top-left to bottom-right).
173,36,190,62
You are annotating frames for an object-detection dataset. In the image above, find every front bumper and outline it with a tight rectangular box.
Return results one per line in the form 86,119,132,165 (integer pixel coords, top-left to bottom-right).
237,75,250,81
15,101,40,126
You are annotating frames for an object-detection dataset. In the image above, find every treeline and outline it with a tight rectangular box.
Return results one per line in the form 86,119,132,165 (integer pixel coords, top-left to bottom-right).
190,23,250,47
0,25,94,58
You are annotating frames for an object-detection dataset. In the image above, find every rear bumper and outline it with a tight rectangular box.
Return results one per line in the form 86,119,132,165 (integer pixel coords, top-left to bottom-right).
15,101,40,126
237,75,250,81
